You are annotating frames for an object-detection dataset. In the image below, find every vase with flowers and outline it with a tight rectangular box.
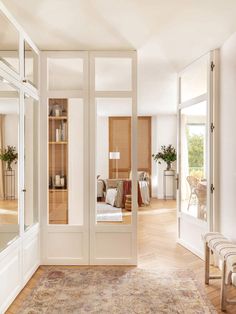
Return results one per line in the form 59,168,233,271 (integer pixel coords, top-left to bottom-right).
152,145,176,170
0,145,18,170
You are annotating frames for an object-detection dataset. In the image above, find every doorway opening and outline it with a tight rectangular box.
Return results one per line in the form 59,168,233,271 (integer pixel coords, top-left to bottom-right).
138,51,218,267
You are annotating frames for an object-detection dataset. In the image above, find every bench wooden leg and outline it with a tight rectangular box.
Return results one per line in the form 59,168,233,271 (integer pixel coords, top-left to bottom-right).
205,242,210,285
221,260,227,311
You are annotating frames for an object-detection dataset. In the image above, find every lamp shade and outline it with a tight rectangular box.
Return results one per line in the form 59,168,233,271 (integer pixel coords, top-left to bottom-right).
109,152,120,160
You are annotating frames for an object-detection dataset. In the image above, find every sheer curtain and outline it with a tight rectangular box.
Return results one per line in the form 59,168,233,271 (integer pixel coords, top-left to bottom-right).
180,114,189,200
0,115,5,200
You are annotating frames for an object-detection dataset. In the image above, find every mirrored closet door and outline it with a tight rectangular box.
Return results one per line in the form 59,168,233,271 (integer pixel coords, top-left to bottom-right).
41,52,89,264
0,77,19,252
0,9,19,75
41,51,137,265
0,3,40,312
90,52,137,265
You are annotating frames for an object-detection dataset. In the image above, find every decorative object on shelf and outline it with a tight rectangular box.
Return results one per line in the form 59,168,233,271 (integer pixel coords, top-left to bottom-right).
51,174,67,189
55,121,67,142
0,145,18,170
53,104,63,117
55,174,61,186
152,144,176,171
49,176,53,189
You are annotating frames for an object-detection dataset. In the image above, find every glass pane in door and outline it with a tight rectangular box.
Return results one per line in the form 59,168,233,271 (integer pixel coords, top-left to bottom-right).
180,101,208,221
0,77,19,252
48,58,84,90
96,98,134,225
95,58,132,91
0,11,19,73
24,96,38,230
180,55,208,103
48,98,84,225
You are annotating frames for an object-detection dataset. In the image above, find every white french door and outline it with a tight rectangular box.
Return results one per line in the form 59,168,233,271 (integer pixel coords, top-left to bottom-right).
41,51,137,265
41,51,90,264
89,51,137,265
177,51,218,258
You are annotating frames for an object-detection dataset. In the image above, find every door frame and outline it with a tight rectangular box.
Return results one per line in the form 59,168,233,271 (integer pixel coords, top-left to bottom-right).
177,50,219,258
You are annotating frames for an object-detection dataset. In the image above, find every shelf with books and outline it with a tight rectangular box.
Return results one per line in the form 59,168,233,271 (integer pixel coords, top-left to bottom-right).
48,99,68,224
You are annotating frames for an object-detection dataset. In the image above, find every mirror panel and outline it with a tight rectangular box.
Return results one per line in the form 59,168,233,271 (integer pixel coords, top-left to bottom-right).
48,58,84,91
95,58,132,91
24,41,38,87
24,96,38,230
180,56,208,103
0,77,19,252
0,10,19,73
96,98,133,225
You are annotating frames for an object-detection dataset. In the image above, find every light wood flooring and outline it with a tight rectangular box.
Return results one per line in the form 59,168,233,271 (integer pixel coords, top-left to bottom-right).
0,200,18,224
6,198,236,313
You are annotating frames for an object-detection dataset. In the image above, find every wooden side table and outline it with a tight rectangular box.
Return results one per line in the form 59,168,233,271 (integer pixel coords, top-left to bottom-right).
125,195,132,211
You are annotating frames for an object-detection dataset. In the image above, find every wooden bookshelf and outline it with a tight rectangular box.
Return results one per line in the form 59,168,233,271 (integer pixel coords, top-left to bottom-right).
48,99,68,224
49,142,68,145
49,116,67,120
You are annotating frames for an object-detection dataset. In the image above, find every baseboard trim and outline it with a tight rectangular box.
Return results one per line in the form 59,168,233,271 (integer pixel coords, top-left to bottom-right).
177,238,204,260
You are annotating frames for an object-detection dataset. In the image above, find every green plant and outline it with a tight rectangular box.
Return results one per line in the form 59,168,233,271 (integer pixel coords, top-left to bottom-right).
0,145,18,170
152,145,176,170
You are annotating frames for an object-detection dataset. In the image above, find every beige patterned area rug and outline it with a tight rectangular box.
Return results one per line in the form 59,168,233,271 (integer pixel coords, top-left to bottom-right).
18,266,216,314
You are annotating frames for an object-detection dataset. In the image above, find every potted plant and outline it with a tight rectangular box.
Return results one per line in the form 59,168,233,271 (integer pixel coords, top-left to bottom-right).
152,145,176,170
0,145,18,170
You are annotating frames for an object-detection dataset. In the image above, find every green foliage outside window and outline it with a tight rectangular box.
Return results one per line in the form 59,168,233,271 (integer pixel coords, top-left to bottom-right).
186,126,204,179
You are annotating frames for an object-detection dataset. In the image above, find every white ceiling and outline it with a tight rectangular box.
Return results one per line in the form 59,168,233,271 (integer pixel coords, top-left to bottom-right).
2,0,236,114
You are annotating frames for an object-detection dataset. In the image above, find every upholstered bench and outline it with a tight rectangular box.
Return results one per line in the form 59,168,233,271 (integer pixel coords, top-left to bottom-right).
203,232,236,311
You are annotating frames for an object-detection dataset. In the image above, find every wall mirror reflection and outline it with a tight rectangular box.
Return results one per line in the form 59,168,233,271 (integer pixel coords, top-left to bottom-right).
0,77,19,252
96,98,133,225
24,95,38,230
24,41,38,87
180,101,208,221
0,10,19,73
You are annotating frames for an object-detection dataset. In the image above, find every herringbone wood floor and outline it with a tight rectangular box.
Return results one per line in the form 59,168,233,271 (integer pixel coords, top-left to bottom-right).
6,199,236,313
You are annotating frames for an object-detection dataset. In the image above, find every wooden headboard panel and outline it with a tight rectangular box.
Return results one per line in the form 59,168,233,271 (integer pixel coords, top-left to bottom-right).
109,116,151,181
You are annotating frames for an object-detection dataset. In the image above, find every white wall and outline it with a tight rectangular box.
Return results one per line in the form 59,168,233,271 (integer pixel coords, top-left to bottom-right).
152,114,177,199
97,116,109,179
219,32,236,241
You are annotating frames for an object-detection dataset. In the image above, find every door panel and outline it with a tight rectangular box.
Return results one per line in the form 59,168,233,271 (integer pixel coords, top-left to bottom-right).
41,52,89,264
90,52,137,265
177,52,215,258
